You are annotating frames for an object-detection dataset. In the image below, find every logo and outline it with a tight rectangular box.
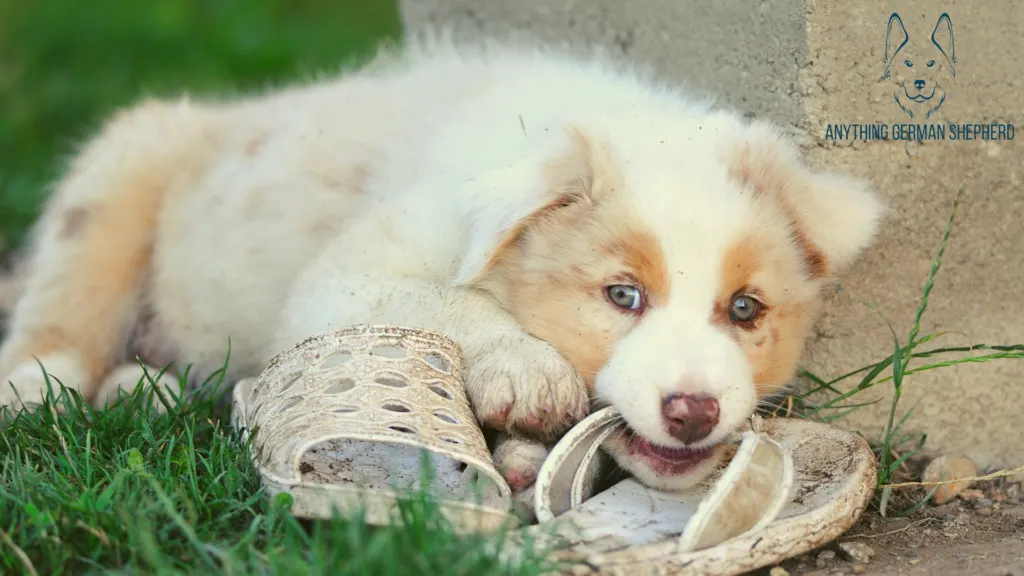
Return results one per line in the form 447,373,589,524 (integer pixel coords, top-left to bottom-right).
883,12,956,119
821,10,1014,144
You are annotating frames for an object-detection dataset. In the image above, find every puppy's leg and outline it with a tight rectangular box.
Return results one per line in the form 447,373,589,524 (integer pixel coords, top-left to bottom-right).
0,99,210,410
274,276,590,439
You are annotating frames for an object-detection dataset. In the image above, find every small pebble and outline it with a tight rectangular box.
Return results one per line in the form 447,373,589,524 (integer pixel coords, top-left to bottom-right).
955,512,971,525
838,542,875,564
852,565,867,574
957,488,985,501
769,567,790,576
923,455,978,504
977,507,993,516
815,550,837,568
908,558,922,565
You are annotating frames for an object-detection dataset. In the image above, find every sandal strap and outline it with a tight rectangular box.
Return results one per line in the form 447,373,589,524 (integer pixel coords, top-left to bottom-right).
233,325,514,532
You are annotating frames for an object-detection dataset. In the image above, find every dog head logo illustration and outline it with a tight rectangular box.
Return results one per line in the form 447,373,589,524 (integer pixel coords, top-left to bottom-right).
884,12,956,119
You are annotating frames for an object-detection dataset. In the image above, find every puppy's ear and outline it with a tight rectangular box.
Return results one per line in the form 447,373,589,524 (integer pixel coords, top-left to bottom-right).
455,128,616,285
884,13,909,79
931,12,956,77
725,123,886,280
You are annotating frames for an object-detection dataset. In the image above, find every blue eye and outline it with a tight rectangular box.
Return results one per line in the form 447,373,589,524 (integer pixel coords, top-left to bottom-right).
606,284,645,311
729,294,763,323
904,60,913,67
927,60,936,67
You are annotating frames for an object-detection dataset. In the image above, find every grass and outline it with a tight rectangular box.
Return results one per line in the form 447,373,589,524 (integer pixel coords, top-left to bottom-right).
0,366,558,575
0,0,403,250
781,184,1024,517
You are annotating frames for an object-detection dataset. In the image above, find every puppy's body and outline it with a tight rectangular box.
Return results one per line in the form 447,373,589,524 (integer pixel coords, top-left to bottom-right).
0,40,883,491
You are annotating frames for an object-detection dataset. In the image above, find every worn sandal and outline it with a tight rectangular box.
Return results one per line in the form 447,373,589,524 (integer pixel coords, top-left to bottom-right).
233,324,876,573
230,325,517,534
524,407,877,575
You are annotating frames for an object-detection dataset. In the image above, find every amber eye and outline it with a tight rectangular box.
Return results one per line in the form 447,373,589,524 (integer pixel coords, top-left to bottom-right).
729,294,761,323
606,284,644,312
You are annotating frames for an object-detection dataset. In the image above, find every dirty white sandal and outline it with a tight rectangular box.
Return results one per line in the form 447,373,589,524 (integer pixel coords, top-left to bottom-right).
231,325,517,534
525,407,877,575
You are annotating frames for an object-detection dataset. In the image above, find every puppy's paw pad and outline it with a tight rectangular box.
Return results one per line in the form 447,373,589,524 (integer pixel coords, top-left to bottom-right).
502,468,537,492
465,337,589,439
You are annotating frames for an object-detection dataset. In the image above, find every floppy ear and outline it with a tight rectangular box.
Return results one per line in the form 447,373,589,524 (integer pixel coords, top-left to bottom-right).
454,128,614,285
725,123,886,280
931,12,956,76
884,13,909,79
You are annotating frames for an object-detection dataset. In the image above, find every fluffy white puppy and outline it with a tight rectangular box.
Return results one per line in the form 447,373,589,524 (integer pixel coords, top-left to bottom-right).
0,39,882,492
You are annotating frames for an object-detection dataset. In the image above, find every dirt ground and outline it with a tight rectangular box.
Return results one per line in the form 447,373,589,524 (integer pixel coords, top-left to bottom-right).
752,480,1024,576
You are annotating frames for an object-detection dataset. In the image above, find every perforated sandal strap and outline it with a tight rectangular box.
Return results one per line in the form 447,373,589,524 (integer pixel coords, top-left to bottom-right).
232,325,514,533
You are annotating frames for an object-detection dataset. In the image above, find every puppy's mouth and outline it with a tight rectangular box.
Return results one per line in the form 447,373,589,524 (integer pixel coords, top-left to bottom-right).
622,427,717,475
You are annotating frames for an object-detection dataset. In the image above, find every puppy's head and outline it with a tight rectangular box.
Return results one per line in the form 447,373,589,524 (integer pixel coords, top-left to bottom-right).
461,116,883,491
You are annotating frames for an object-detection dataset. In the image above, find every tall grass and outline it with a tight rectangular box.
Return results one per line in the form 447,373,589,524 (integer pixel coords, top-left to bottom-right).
783,184,1024,516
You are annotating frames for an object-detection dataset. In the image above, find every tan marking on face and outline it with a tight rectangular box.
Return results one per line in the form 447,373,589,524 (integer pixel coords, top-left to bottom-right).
711,239,763,331
496,207,669,387
604,229,671,305
476,131,667,388
726,143,830,279
713,233,816,397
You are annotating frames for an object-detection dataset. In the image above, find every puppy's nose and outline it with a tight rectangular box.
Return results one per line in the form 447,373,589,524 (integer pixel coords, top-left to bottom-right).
661,393,720,444
914,79,926,89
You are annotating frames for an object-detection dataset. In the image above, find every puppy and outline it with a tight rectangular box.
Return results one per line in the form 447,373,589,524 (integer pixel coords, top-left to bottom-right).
884,12,956,119
0,39,883,493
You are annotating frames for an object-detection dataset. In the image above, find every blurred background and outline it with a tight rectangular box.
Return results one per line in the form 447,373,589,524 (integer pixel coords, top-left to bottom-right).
0,0,403,251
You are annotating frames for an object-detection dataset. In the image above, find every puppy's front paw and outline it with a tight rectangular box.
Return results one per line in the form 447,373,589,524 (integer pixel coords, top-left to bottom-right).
463,335,588,439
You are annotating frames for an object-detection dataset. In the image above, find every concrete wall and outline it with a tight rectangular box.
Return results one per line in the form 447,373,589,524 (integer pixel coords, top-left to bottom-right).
400,0,1024,469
